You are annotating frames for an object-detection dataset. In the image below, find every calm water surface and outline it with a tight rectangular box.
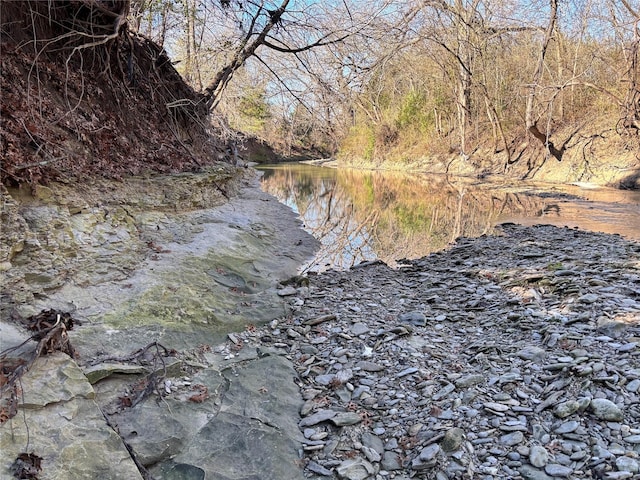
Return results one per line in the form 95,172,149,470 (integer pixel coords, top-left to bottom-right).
258,163,640,271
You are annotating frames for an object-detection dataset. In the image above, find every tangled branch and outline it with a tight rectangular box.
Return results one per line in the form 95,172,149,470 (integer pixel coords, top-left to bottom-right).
0,310,76,424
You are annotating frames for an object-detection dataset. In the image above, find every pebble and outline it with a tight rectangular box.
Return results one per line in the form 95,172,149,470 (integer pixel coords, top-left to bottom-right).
624,435,640,444
350,323,370,336
605,473,634,480
500,431,524,446
276,285,298,296
616,456,640,473
516,346,546,361
315,374,337,385
455,374,485,388
519,464,554,480
308,460,333,476
381,451,402,471
398,311,426,326
396,367,418,378
544,464,573,477
336,457,375,480
590,398,624,421
299,409,336,427
484,401,510,413
554,420,580,434
553,400,580,418
418,444,440,462
578,293,599,304
529,445,549,468
361,445,381,462
361,432,384,454
440,428,465,452
331,412,362,426
355,361,384,372
233,225,640,479
433,383,455,401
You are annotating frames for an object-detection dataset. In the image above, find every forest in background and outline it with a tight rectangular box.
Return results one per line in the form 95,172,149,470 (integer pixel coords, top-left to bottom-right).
1,0,639,186
116,0,640,184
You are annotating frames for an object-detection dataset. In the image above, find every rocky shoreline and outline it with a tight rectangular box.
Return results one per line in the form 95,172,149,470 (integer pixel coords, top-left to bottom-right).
1,171,320,479
1,175,639,479
228,223,640,479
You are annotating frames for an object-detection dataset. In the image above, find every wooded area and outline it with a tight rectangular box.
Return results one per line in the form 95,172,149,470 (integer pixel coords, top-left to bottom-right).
1,0,639,185
127,1,640,165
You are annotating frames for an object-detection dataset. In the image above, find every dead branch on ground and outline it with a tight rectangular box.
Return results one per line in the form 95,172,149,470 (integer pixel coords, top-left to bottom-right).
0,310,77,424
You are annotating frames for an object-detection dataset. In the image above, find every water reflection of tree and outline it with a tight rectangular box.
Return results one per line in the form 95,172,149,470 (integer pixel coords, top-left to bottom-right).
260,166,549,270
340,171,548,265
261,168,376,270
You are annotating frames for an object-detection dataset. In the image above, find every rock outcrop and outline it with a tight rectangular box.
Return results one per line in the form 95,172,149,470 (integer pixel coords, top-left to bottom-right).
0,352,144,479
1,171,320,479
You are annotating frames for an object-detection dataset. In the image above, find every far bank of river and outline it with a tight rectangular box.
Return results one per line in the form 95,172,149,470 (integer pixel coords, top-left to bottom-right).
257,163,640,271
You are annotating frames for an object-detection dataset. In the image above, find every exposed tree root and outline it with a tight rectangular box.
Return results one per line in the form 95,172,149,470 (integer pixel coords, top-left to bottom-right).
1,1,228,188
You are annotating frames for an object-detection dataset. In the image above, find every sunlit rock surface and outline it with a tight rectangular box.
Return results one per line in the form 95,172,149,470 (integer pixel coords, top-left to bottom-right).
0,169,319,479
2,168,318,351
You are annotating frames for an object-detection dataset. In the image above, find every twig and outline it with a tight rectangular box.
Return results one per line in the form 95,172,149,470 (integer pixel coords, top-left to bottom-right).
129,373,158,408
86,341,173,366
100,411,157,480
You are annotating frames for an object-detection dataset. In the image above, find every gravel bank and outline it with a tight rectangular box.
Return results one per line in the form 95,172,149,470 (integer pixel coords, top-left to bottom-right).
224,223,640,479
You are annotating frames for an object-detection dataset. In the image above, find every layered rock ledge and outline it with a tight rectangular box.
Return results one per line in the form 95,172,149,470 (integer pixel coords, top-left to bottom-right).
1,170,319,479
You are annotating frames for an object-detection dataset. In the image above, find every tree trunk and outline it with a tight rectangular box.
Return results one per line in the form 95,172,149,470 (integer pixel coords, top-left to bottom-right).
184,0,192,84
190,0,202,91
457,65,472,155
525,0,565,161
620,0,640,131
203,0,291,111
555,32,564,120
454,0,475,156
159,2,169,48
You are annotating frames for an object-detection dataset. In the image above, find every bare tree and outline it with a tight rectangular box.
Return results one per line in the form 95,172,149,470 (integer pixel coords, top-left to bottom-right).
617,0,640,132
524,0,566,160
199,0,375,112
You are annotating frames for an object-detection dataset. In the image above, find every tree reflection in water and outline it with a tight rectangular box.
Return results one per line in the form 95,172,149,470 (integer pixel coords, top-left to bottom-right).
261,165,379,270
258,164,639,271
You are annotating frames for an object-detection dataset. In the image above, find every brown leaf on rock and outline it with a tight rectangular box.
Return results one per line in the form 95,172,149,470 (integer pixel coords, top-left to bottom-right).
10,452,42,479
0,389,18,425
188,384,209,403
0,358,26,388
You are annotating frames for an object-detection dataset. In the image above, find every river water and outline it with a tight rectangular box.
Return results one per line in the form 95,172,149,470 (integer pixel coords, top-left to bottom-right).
258,163,640,271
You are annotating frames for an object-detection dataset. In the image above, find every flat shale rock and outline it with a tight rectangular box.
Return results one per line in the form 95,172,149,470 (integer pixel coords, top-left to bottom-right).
245,224,640,479
134,354,306,480
0,353,142,480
